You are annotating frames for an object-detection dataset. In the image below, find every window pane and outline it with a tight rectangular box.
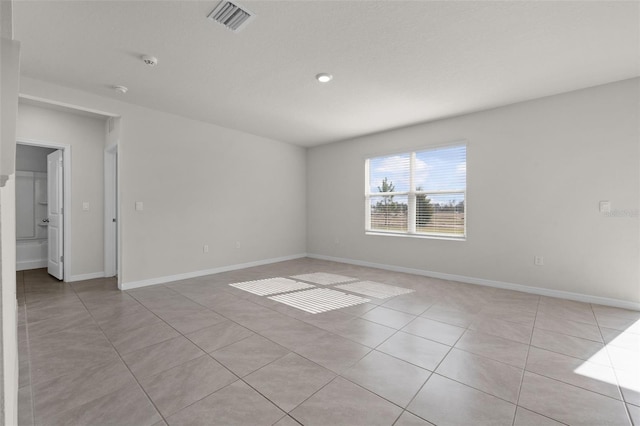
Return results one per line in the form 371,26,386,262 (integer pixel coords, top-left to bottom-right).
416,193,464,236
370,194,408,232
414,145,466,192
368,154,410,193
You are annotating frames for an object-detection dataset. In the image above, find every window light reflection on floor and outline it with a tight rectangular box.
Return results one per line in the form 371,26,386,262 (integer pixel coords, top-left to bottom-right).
574,318,640,395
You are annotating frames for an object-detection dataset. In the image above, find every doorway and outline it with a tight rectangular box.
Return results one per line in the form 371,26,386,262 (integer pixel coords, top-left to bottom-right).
15,140,71,281
104,144,119,280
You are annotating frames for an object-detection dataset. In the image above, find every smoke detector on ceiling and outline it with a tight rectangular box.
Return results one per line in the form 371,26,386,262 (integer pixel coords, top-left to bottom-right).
208,1,255,32
141,55,158,67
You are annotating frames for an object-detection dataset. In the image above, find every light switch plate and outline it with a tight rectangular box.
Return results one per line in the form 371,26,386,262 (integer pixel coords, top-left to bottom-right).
135,201,144,211
599,201,611,213
82,201,90,211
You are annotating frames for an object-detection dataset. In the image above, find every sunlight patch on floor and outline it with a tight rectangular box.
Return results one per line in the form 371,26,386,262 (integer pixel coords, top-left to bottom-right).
575,318,640,392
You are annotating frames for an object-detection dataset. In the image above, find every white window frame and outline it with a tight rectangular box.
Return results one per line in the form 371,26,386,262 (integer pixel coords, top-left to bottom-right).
365,143,467,240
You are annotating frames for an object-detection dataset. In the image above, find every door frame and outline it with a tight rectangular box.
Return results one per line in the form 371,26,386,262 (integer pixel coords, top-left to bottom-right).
16,139,72,281
104,143,119,281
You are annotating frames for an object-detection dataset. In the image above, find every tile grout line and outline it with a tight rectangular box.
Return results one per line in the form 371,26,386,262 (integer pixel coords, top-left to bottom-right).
21,275,36,426
397,302,476,425
163,278,395,422
144,289,375,424
534,301,606,342
280,374,345,422
510,297,603,426
511,293,541,426
392,289,540,423
23,274,504,424
158,308,329,425
172,277,390,357
524,302,634,400
127,285,309,422
519,367,627,402
590,302,635,426
21,274,92,425
151,291,302,421
205,266,640,421
122,284,274,422
104,284,269,421
69,283,170,425
512,297,601,426
23,265,636,426
320,303,429,424
333,294,554,421
526,332,610,366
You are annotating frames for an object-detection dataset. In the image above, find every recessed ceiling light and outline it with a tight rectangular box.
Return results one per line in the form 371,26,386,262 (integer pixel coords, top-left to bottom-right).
113,85,128,94
316,73,333,83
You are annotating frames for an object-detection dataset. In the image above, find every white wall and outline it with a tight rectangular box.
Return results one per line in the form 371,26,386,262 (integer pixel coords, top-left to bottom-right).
0,34,21,426
121,109,307,284
20,77,637,306
16,103,107,279
105,116,121,148
308,78,640,305
0,178,17,426
19,77,307,287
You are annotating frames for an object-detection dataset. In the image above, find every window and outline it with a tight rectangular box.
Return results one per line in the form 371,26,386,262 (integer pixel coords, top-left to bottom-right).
365,144,466,239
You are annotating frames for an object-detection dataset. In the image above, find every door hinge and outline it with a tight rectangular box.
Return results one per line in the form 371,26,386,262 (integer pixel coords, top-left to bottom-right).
60,255,64,262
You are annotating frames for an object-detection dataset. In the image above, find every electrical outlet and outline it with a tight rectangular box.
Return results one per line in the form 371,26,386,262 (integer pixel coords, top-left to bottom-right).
235,241,241,249
203,244,209,253
534,256,544,266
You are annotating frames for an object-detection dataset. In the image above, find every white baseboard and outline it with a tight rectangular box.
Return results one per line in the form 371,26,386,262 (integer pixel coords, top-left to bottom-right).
121,253,308,290
67,272,105,282
307,253,640,311
16,260,47,271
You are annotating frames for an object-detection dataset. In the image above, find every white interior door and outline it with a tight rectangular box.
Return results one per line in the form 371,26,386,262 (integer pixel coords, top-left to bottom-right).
47,150,64,280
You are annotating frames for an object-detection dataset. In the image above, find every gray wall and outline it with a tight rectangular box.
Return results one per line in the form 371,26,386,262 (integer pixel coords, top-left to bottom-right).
307,78,640,304
15,145,55,172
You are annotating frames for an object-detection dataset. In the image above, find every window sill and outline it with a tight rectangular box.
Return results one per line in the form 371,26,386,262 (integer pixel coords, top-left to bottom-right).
365,231,466,242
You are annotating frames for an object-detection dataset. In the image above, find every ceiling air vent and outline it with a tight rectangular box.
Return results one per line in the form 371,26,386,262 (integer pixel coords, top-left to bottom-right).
208,1,254,32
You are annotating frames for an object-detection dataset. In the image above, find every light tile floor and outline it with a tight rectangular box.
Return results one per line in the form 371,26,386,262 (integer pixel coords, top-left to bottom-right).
16,258,639,426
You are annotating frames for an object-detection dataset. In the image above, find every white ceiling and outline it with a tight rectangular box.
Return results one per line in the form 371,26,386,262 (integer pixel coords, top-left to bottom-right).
13,1,640,147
